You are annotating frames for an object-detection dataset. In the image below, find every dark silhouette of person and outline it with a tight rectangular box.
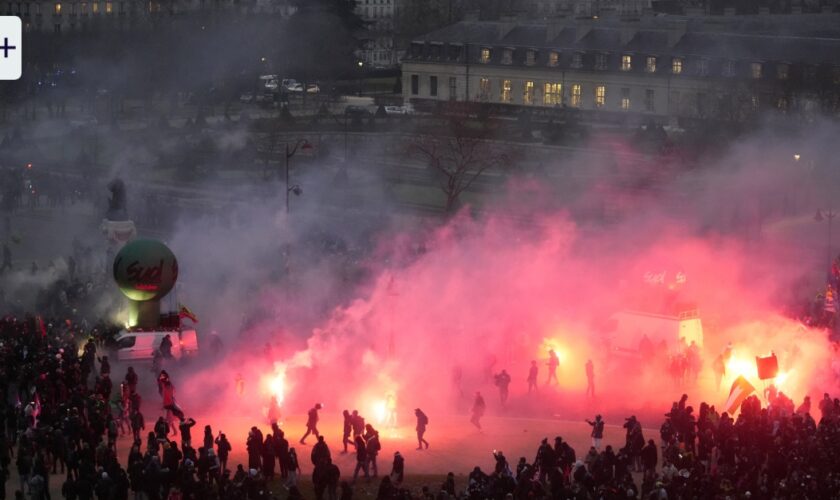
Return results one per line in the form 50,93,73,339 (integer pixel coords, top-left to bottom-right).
159,335,173,359
300,403,322,444
214,432,231,473
414,408,429,450
527,361,538,394
390,452,404,485
259,435,274,480
342,410,353,453
124,367,138,394
585,415,604,451
351,435,369,483
351,410,365,439
246,427,263,471
470,392,486,430
178,417,196,448
311,435,331,467
546,349,559,386
494,370,512,406
274,428,290,479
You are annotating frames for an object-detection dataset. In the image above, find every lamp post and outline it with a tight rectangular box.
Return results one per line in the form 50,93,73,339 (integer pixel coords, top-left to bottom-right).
285,139,313,213
816,208,838,271
357,60,364,97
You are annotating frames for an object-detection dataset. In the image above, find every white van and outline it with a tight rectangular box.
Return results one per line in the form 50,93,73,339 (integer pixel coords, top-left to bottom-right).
113,329,199,362
610,309,704,354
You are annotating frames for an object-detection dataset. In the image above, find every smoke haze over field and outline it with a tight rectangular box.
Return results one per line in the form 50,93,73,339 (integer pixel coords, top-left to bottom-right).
163,121,840,431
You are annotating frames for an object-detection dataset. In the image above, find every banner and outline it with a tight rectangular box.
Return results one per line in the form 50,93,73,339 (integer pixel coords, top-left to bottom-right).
723,375,755,414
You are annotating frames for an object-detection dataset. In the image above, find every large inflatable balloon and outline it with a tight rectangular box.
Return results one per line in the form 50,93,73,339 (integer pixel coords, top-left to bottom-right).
113,239,179,302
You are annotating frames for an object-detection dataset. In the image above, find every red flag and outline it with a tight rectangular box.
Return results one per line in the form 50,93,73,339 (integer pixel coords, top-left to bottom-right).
36,316,46,338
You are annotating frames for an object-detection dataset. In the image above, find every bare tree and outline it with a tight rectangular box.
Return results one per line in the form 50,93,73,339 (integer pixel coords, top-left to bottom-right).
409,121,510,213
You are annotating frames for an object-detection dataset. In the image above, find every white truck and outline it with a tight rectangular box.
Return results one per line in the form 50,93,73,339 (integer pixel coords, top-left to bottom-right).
609,308,704,354
113,329,199,362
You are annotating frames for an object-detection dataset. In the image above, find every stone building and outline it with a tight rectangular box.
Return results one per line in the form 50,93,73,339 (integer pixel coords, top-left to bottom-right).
402,14,840,123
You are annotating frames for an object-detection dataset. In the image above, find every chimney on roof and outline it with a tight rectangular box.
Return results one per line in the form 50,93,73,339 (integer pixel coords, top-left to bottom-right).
667,20,687,46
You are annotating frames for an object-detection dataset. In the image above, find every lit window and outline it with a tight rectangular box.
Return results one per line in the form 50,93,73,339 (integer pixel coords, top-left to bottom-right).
698,59,709,76
500,79,512,103
105,1,111,12
525,50,536,66
523,81,534,104
548,51,559,67
570,84,581,107
479,78,490,101
645,89,655,112
621,88,630,110
480,48,490,63
595,53,607,70
81,2,87,12
777,97,788,111
777,63,789,80
543,83,562,105
54,2,60,13
501,49,513,65
93,1,99,12
595,85,606,108
751,94,759,110
751,62,762,79
621,55,632,71
571,53,582,69
672,57,683,75
646,56,656,73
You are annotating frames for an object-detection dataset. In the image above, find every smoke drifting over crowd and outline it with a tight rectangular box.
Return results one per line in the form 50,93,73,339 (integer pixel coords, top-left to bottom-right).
164,121,840,433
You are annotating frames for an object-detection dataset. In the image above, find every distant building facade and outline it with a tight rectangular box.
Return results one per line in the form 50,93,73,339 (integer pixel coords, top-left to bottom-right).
355,0,402,68
10,0,297,33
402,14,840,123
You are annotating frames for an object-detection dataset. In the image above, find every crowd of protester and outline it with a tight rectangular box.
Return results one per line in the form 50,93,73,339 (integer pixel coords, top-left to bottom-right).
1,312,840,499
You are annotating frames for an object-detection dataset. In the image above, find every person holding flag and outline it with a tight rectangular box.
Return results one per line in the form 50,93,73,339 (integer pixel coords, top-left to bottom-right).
723,375,755,415
178,304,199,323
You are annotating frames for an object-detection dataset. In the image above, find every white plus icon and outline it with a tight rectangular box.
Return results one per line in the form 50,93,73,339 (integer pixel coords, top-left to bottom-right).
0,17,21,80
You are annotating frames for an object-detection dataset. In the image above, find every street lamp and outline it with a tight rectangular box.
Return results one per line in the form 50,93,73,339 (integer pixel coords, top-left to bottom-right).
357,60,364,97
816,208,838,271
285,139,313,213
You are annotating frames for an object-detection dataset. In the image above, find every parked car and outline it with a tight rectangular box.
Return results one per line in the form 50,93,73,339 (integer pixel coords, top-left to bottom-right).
344,105,373,117
384,105,412,115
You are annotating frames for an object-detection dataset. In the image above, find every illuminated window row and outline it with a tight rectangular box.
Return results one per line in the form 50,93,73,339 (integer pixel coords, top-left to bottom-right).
473,48,790,80
52,1,121,14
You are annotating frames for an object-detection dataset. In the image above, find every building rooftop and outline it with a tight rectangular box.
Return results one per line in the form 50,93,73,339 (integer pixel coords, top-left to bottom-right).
409,16,840,65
